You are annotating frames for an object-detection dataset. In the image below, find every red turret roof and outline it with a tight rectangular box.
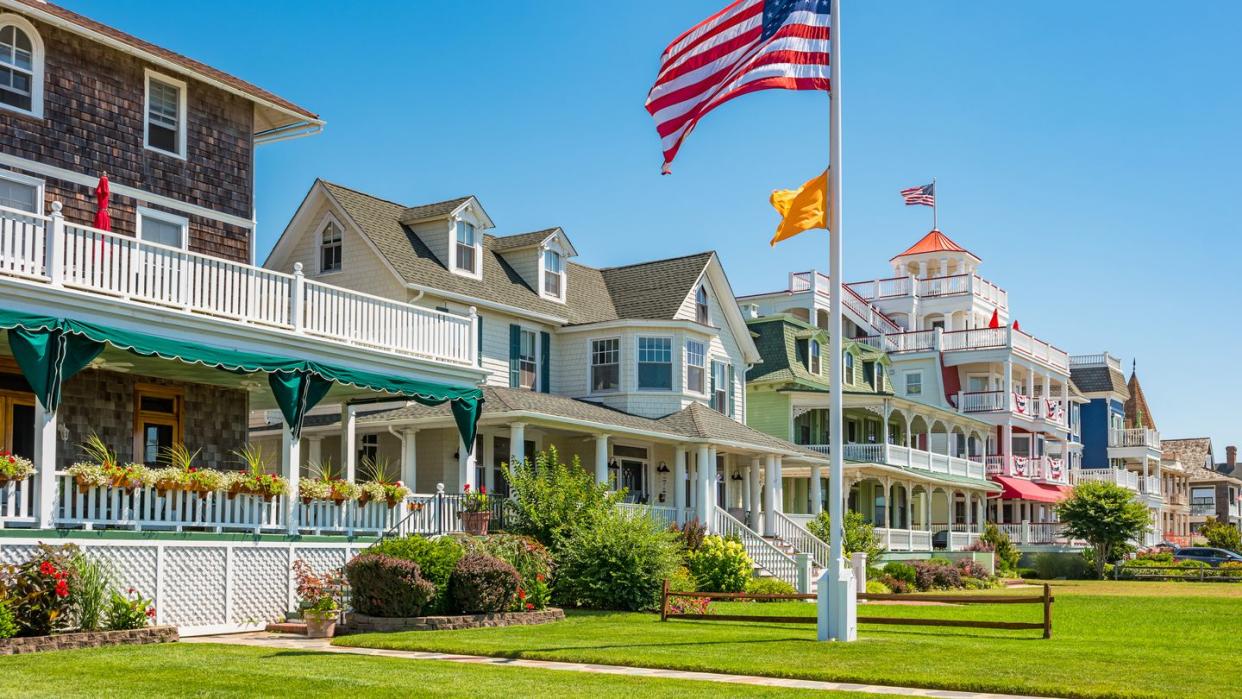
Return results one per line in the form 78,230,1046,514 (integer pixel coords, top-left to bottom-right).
890,230,979,261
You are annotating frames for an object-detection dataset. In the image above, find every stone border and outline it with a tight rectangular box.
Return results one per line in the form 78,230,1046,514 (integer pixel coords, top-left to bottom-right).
0,625,178,655
343,608,564,633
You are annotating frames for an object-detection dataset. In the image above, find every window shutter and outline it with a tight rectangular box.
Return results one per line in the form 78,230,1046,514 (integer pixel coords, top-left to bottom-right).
477,315,484,367
710,361,718,410
509,324,521,388
727,365,735,417
539,331,551,393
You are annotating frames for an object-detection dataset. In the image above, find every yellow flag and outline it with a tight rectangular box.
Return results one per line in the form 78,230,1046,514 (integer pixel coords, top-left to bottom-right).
769,169,830,246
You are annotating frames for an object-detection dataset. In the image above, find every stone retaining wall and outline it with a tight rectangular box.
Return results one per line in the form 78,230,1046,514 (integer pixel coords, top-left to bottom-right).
344,609,564,633
0,626,179,655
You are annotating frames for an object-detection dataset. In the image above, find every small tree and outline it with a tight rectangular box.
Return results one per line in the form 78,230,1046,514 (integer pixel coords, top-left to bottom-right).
980,522,1020,575
807,510,886,565
502,447,624,548
1200,518,1241,552
1055,482,1149,579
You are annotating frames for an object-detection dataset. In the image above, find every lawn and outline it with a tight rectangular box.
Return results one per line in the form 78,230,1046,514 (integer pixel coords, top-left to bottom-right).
0,642,854,698
335,580,1241,699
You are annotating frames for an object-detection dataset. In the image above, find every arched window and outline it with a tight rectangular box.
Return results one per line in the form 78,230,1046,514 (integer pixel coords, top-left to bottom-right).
319,220,342,273
0,17,42,116
695,285,708,324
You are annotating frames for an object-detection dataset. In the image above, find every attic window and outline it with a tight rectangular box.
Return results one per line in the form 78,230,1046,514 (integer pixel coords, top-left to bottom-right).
144,71,186,158
695,286,709,324
543,249,563,298
320,221,342,273
455,221,478,275
808,340,821,375
843,351,854,382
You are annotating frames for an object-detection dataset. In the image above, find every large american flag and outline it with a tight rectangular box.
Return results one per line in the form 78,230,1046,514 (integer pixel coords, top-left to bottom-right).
645,0,831,173
900,182,935,207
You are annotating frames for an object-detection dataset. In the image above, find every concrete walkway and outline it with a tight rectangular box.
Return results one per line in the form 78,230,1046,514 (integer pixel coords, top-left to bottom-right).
187,632,1058,699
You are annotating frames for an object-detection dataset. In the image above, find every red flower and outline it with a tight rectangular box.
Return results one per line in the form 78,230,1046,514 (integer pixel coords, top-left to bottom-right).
480,485,487,494
536,573,545,583
525,603,534,611
55,579,69,598
39,561,56,576
146,608,157,618
463,483,470,492
518,588,526,600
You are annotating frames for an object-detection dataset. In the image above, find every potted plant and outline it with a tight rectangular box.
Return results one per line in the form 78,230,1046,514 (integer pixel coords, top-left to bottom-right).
67,435,151,492
0,450,35,487
292,559,343,639
230,444,287,501
154,444,224,500
358,456,410,508
299,478,331,504
459,483,491,535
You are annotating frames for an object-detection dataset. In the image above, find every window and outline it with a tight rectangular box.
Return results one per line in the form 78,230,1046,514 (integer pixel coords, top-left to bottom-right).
843,352,854,381
0,169,41,213
637,337,672,390
455,220,478,274
320,220,342,273
359,433,379,464
543,249,563,297
875,363,885,390
711,360,728,413
808,340,821,375
137,207,188,249
590,338,619,392
134,386,182,467
905,371,922,396
695,285,709,324
686,340,705,393
518,329,537,390
0,19,40,116
144,71,186,157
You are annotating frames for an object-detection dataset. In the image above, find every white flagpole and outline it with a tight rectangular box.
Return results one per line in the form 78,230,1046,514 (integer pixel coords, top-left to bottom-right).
932,177,938,230
819,0,856,643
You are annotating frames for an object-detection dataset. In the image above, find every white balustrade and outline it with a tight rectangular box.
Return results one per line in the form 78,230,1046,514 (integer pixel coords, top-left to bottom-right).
917,274,970,298
834,443,985,480
713,506,801,590
948,531,981,551
959,390,1007,413
996,522,1067,545
874,527,933,552
0,206,47,278
0,474,35,527
1109,428,1161,449
771,510,829,567
617,502,680,528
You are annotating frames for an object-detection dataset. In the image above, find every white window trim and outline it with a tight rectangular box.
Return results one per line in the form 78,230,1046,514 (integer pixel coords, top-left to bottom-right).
135,206,189,250
709,356,729,413
635,335,675,392
316,212,344,276
903,369,923,396
451,218,483,280
539,245,566,302
807,339,821,375
694,285,709,325
143,69,188,160
0,14,45,119
517,326,540,391
0,168,44,215
588,335,622,395
685,339,708,397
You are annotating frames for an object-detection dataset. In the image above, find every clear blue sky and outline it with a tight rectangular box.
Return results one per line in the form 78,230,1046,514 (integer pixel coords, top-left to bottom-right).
67,1,1241,455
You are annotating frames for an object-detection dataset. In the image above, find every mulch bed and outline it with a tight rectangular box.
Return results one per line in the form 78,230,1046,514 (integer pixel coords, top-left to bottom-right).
341,609,565,633
0,626,178,655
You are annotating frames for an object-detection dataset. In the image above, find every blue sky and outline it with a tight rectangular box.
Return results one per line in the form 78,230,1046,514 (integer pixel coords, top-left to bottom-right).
68,1,1241,454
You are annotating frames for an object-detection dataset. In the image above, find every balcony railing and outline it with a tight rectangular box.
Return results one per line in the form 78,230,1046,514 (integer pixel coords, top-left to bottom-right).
1071,467,1139,491
0,204,477,367
1069,353,1123,372
996,522,1068,545
986,455,1070,484
860,326,1069,372
789,271,904,335
1108,428,1161,450
829,442,987,480
846,272,1008,310
1139,475,1162,499
956,391,1067,426
874,527,933,552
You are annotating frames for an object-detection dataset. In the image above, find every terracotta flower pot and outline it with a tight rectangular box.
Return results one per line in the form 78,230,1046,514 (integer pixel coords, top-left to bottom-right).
301,496,313,505
358,492,371,507
303,609,337,639
0,476,9,488
461,511,491,536
385,496,398,509
408,502,424,512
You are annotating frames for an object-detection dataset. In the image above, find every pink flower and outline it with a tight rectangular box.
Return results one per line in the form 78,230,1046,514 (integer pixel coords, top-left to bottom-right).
463,483,470,492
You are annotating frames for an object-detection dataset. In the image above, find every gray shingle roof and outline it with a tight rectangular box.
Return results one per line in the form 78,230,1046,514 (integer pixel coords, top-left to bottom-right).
1069,366,1129,397
319,181,713,326
399,196,473,222
1162,438,1213,477
490,229,559,251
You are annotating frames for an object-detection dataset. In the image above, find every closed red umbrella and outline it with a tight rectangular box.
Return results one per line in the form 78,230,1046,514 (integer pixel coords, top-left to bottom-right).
988,309,1000,329
1012,319,1021,331
92,173,111,231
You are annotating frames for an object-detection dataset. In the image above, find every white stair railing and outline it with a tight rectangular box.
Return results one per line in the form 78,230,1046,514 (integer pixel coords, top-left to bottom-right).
771,510,829,568
713,506,800,590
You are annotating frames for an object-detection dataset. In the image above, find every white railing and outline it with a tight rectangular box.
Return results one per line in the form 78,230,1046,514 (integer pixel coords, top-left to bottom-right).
0,205,476,367
995,522,1067,545
1140,476,1162,498
917,274,970,298
838,443,987,480
713,506,801,591
845,276,911,300
0,474,35,527
874,527,933,552
862,329,936,353
1071,467,1139,491
1109,428,1161,450
949,531,981,551
790,271,904,336
958,390,1007,413
847,273,1008,309
618,502,682,528
987,455,1069,484
1010,329,1069,372
771,510,828,568
1069,353,1122,372
941,327,1007,352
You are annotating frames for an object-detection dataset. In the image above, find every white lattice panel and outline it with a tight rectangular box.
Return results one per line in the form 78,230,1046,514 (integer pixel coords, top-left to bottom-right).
88,546,158,599
294,546,348,576
163,546,228,628
232,547,288,626
0,544,37,568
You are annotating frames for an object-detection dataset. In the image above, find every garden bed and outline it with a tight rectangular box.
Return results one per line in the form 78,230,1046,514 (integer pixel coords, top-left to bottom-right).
342,609,564,633
0,626,178,655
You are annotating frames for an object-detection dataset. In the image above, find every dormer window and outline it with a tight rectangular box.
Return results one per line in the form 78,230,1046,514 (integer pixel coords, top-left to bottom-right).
695,286,709,324
843,351,854,382
808,340,821,375
543,249,563,298
0,20,40,115
144,70,186,158
320,220,342,273
455,220,478,275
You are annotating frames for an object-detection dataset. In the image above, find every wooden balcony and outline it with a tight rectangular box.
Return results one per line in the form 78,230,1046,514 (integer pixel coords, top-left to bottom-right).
986,455,1070,485
1108,428,1161,450
957,390,1068,427
861,326,1069,373
846,272,1009,309
1071,467,1140,491
808,443,987,480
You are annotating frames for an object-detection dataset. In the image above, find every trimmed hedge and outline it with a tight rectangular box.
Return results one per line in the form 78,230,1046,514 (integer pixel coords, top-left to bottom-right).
449,553,521,614
368,536,464,613
345,554,436,618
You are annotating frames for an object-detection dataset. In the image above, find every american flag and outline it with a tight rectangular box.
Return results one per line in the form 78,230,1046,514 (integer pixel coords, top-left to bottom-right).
900,182,935,207
645,0,831,173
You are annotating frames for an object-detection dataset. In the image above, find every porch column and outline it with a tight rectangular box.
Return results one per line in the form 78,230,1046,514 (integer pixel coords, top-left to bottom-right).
688,456,697,511
742,458,753,514
509,422,526,476
674,447,688,523
400,428,418,491
341,404,357,482
1003,360,1013,405
772,455,784,515
905,481,914,530
594,434,610,486
281,424,302,536
33,402,58,530
482,431,495,493
748,456,761,528
696,445,712,530
1002,423,1013,469
708,447,719,513
964,491,973,530
1025,370,1035,404
810,462,823,515
459,435,477,492
763,454,777,535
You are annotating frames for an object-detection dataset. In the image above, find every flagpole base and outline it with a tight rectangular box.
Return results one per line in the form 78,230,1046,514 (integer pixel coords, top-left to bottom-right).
816,562,857,642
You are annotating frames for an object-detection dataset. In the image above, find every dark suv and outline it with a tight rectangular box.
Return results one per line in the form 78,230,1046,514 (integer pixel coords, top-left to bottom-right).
1173,547,1242,566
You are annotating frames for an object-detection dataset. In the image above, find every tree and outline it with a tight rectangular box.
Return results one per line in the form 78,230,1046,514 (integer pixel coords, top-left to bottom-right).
501,446,624,548
807,510,886,564
980,522,1020,575
1200,518,1241,552
1055,481,1150,579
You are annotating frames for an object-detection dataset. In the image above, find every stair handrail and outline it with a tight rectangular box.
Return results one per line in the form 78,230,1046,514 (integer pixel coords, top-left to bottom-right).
771,511,829,568
713,506,799,589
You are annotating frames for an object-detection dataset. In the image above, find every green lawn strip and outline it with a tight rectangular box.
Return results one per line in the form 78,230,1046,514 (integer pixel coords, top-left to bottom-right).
0,642,843,698
334,583,1240,699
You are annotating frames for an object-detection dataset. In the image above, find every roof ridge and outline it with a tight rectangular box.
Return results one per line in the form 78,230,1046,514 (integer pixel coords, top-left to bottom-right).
319,179,472,213
598,251,714,272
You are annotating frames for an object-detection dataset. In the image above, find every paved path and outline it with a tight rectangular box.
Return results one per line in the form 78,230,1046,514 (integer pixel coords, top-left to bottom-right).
187,632,1057,699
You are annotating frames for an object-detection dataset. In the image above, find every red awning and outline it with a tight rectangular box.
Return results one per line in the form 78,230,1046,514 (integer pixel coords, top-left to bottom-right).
994,476,1070,504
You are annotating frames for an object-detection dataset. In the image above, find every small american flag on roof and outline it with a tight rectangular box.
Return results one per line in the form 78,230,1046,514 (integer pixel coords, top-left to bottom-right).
900,182,935,207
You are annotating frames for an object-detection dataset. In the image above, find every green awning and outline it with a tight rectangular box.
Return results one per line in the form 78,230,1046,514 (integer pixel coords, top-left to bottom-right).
0,309,483,444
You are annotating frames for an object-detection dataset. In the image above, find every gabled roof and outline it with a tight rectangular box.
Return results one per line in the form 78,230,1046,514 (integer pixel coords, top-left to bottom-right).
891,230,980,262
746,315,887,392
399,196,475,224
1162,438,1213,476
11,0,318,127
1069,365,1129,398
655,401,827,459
491,229,559,251
1124,369,1156,430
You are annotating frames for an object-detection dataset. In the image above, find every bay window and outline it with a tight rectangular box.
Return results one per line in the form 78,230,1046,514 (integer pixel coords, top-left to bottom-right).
637,337,672,390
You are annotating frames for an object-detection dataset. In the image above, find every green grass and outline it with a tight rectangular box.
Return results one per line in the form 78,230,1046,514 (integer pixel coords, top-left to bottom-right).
335,580,1242,699
0,642,853,698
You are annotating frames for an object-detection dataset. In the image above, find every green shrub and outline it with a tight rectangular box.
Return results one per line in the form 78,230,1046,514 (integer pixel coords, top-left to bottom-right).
744,577,796,599
553,508,681,611
345,554,436,618
981,523,1020,574
369,535,464,612
457,534,554,610
1135,551,1173,563
882,561,916,586
104,588,154,630
1033,552,1092,580
865,580,891,594
449,553,521,614
1201,518,1242,552
72,554,111,632
3,543,80,636
502,447,624,547
879,574,912,594
927,557,953,567
961,576,990,590
0,598,16,639
1018,567,1039,579
807,510,885,565
686,535,752,593
667,567,697,594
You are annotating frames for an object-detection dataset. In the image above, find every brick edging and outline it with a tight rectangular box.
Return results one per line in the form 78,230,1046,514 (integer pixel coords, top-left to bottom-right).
0,625,179,655
343,608,564,633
